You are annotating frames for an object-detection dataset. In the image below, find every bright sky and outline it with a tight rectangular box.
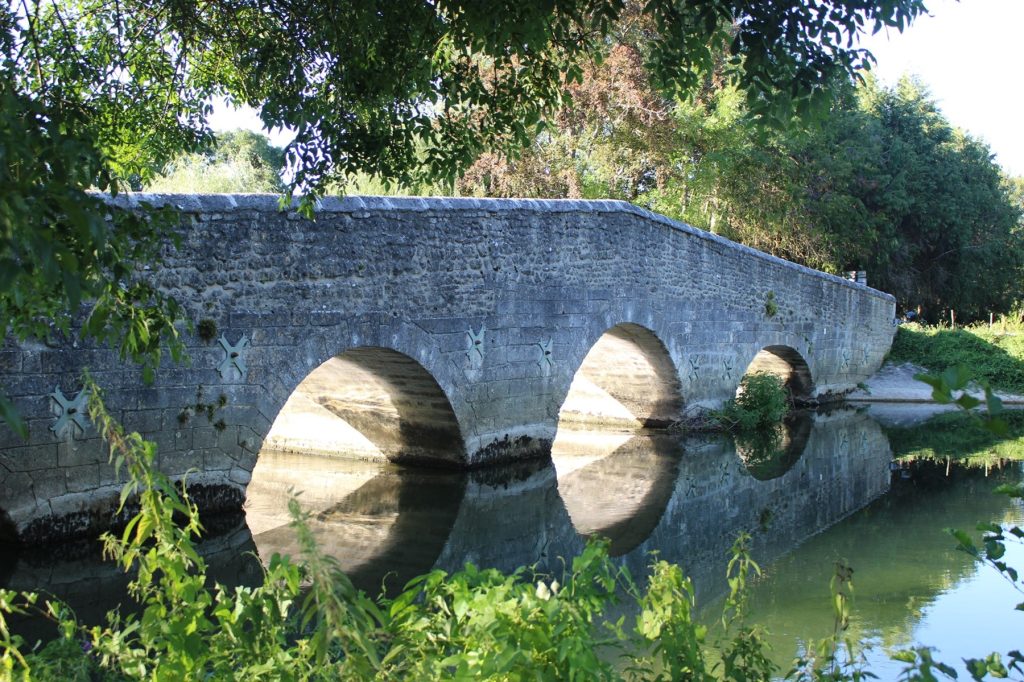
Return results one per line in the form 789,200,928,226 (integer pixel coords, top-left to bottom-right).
208,104,295,150
210,0,1024,178
857,0,1024,177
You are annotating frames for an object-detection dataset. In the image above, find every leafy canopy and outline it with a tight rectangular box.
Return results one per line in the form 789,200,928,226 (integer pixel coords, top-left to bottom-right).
0,0,927,434
7,0,928,203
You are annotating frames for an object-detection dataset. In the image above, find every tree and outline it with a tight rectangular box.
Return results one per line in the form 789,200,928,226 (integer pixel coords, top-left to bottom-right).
147,130,286,194
457,23,682,201
6,0,928,199
1,0,929,433
847,78,1023,321
456,42,1023,322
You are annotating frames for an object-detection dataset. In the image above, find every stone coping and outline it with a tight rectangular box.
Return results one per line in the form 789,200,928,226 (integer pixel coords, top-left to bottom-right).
105,192,896,304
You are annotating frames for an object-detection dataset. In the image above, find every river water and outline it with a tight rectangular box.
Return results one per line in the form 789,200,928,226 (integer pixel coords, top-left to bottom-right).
2,405,1022,679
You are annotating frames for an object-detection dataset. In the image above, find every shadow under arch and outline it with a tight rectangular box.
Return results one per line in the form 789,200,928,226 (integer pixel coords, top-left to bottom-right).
741,345,815,403
559,323,683,429
264,346,466,466
553,429,682,557
734,412,813,481
251,467,467,596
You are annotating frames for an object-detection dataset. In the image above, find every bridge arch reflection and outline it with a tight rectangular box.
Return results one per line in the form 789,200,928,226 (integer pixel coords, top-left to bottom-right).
553,429,681,556
246,409,890,604
735,413,813,481
248,455,466,594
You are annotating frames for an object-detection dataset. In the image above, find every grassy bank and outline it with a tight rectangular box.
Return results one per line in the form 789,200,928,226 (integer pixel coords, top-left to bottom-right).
888,322,1024,395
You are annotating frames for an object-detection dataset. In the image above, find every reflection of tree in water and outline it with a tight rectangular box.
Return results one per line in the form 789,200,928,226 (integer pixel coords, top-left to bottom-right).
734,413,813,481
556,433,682,556
885,409,1024,467
252,469,466,596
739,457,1024,668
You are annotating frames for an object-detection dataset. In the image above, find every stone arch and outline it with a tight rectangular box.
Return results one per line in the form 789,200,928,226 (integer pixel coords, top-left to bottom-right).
740,345,814,402
559,323,683,429
262,346,467,467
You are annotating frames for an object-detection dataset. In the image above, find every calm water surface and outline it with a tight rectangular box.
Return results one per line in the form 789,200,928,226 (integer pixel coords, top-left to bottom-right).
2,406,1022,679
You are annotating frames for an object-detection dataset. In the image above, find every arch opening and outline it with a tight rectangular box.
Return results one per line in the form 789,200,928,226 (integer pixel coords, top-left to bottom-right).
263,347,466,466
559,324,683,429
740,345,814,403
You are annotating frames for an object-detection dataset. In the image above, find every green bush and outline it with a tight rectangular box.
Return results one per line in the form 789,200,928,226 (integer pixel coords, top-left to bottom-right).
889,324,1024,395
718,373,790,431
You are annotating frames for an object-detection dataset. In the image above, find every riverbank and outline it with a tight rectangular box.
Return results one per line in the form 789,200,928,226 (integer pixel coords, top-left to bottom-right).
847,360,1024,405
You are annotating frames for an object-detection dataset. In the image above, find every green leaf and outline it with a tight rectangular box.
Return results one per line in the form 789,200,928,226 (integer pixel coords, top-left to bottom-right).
942,365,972,392
954,393,981,410
983,539,1005,561
915,373,953,403
0,393,27,440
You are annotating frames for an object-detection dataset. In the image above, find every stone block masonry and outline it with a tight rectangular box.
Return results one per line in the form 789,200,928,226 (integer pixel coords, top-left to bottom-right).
0,194,896,543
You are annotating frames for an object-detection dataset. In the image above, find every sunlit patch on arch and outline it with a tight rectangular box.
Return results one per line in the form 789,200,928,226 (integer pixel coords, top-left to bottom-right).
559,323,683,429
735,413,813,481
264,347,466,466
741,345,814,403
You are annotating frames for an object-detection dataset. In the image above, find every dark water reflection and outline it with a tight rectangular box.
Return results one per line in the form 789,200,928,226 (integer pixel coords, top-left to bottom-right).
0,515,265,643
8,404,1016,668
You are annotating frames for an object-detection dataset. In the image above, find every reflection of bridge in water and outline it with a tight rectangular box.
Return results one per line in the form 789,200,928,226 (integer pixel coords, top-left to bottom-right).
245,407,891,599
0,408,895,641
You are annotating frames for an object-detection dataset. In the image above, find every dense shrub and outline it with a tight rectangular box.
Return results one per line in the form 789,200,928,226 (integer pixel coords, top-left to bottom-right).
718,373,790,431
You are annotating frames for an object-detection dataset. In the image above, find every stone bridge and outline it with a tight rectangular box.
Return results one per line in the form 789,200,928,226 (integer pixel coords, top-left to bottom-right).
0,195,896,543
